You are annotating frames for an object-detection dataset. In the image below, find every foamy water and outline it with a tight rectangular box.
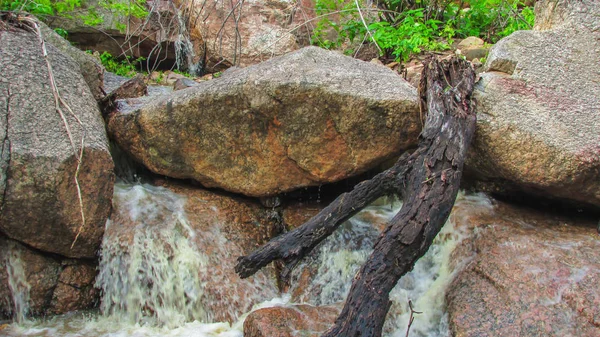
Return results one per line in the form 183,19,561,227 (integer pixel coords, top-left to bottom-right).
1,240,31,324
1,185,489,337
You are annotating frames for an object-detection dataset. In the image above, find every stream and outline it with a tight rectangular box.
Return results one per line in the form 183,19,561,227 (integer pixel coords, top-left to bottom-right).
1,183,491,337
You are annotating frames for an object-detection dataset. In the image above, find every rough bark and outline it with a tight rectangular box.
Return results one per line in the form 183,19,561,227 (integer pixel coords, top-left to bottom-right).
235,56,477,336
321,57,477,337
235,150,421,279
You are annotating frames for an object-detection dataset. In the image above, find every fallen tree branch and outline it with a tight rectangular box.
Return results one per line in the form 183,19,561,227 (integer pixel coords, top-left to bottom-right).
235,56,477,337
235,149,421,279
322,56,477,337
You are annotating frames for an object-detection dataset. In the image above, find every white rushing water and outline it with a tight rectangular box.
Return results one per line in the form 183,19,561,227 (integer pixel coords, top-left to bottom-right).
97,184,210,328
1,240,31,324
2,185,489,337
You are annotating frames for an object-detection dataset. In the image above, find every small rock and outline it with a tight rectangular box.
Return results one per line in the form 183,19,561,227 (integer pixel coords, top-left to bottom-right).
457,36,485,49
173,78,200,91
385,61,399,69
244,304,340,337
460,45,490,61
164,71,188,85
370,58,384,66
402,64,424,88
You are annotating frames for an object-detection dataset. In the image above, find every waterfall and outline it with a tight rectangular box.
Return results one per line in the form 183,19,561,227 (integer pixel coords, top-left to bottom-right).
174,9,201,76
1,241,31,323
290,193,492,336
96,184,210,328
1,185,490,336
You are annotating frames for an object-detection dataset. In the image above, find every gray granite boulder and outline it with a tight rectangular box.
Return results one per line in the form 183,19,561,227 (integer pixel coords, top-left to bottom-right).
108,46,420,197
468,0,600,207
0,22,114,258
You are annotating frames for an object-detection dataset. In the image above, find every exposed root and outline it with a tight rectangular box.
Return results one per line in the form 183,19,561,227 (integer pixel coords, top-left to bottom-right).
17,15,88,250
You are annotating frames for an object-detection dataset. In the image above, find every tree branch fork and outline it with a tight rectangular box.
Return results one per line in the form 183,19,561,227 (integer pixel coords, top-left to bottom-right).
235,56,477,337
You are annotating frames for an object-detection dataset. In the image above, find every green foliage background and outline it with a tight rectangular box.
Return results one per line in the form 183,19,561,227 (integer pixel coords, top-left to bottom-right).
312,0,535,61
0,0,148,33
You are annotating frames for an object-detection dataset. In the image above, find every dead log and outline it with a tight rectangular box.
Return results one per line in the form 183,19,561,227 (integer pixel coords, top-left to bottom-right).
235,149,421,279
235,56,477,337
321,56,477,337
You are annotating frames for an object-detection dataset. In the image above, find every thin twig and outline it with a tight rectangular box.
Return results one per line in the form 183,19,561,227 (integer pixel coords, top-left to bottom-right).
354,0,382,54
405,300,422,337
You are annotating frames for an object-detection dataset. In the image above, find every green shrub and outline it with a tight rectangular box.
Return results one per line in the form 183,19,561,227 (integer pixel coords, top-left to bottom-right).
95,51,146,77
172,69,193,79
446,0,535,42
311,0,535,61
369,9,452,61
0,0,148,32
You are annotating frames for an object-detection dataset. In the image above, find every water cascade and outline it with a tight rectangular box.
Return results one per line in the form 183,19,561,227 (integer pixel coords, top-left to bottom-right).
174,9,200,76
1,241,31,324
97,183,210,327
1,184,491,336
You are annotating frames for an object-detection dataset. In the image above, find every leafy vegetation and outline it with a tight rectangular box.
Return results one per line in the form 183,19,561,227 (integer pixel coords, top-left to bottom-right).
0,0,148,32
93,51,146,77
311,0,535,61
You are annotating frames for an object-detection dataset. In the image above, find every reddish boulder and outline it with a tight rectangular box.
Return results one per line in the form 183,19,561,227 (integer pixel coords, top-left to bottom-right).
107,47,420,197
244,304,340,337
447,199,600,337
179,0,315,70
0,237,98,319
99,180,280,324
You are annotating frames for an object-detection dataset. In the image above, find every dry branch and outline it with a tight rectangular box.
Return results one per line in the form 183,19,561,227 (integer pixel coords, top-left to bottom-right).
322,56,476,337
235,56,477,337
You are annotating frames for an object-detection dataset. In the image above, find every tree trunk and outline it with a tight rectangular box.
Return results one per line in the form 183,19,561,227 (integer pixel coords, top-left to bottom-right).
322,56,477,337
235,56,477,337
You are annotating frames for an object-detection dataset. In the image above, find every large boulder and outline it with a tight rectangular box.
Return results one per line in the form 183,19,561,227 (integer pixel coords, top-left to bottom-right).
467,0,600,208
37,21,105,100
178,0,315,70
108,46,420,197
0,23,115,258
98,180,280,324
0,237,98,319
447,197,600,336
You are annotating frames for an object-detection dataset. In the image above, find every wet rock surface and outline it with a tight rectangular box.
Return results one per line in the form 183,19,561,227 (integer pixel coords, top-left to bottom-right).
244,304,340,337
108,46,420,197
447,196,600,337
0,237,98,319
0,23,115,258
102,180,281,323
467,0,600,208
